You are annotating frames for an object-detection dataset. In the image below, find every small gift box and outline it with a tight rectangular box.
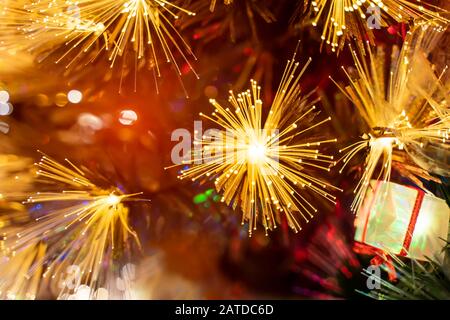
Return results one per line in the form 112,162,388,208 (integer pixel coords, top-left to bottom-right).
354,180,449,262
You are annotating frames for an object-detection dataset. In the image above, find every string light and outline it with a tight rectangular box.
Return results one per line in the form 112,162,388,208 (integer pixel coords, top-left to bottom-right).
0,1,198,83
170,53,341,236
310,0,448,52
333,25,449,212
0,152,143,299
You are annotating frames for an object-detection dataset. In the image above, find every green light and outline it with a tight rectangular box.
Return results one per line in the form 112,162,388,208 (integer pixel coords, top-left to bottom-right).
193,193,208,204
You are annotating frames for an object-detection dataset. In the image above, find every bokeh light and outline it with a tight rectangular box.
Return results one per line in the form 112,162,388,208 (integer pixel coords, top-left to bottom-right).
0,102,13,116
0,90,10,103
55,93,68,107
119,110,138,126
68,90,83,104
78,113,104,131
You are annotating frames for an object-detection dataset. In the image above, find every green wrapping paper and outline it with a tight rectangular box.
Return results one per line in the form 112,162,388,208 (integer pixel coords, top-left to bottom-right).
354,180,449,262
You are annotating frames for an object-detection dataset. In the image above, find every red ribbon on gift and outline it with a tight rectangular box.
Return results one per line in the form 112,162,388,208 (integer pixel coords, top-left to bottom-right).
353,241,397,282
399,190,424,257
354,181,426,282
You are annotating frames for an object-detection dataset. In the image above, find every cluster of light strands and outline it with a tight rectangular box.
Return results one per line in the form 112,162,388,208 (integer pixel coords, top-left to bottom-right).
0,152,143,299
0,1,26,52
1,0,198,89
310,0,449,52
170,56,341,236
0,155,36,300
0,1,101,53
0,242,47,300
332,25,450,213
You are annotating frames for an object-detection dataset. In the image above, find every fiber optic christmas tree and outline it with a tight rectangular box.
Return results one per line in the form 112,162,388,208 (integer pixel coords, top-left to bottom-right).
0,0,449,300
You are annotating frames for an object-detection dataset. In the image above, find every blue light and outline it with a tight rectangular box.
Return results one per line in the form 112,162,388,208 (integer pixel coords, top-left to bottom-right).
116,183,126,193
30,204,43,212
